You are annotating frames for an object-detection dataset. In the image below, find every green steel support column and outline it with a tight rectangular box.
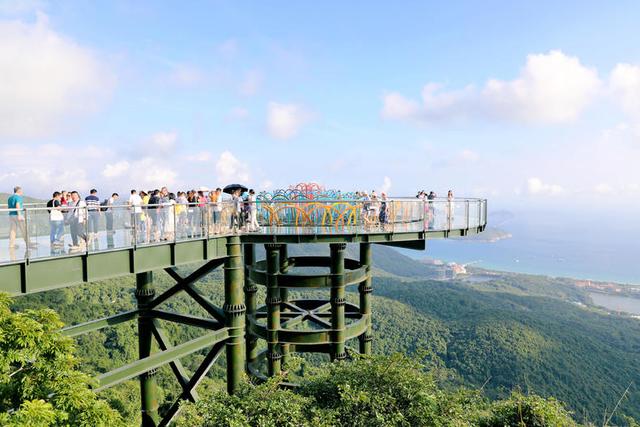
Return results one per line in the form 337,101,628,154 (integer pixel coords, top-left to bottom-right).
265,244,282,376
243,243,258,369
330,243,347,361
136,271,159,427
359,243,373,355
278,244,290,367
224,235,246,394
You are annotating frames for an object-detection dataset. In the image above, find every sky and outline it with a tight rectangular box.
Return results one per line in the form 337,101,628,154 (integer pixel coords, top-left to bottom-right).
0,0,639,211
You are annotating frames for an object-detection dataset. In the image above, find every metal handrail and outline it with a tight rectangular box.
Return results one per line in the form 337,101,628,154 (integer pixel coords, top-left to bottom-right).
0,198,487,264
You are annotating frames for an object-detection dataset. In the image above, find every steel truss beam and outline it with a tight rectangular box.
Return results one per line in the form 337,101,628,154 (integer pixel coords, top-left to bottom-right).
56,253,239,427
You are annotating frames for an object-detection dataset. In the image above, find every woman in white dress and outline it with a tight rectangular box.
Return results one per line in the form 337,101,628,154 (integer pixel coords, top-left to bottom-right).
164,193,176,241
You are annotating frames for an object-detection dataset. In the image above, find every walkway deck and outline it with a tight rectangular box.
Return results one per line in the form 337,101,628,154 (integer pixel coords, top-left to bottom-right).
0,198,486,295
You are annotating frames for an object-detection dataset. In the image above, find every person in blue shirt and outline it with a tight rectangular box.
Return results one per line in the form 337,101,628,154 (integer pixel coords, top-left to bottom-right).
7,186,31,249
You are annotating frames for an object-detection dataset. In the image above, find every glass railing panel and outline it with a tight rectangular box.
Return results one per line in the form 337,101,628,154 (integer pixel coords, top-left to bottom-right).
85,205,136,252
1,208,27,263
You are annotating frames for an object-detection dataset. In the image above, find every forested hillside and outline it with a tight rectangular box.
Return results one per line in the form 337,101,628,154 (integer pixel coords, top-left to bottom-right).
9,244,640,424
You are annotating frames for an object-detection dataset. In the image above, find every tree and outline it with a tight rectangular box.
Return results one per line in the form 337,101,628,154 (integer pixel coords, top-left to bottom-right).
0,293,124,426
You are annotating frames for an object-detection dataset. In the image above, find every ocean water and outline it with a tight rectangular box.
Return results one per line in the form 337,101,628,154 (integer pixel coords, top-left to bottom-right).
589,292,640,315
400,208,640,285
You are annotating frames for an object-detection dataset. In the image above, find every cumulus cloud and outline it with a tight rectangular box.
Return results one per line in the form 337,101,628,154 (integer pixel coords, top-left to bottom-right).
382,50,600,125
527,177,564,195
144,131,177,153
0,13,114,138
215,150,250,184
609,63,640,119
102,160,130,178
0,143,103,193
267,102,311,140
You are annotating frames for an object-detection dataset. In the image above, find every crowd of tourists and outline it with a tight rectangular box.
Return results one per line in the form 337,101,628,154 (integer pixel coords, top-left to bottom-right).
5,185,456,253
5,185,261,252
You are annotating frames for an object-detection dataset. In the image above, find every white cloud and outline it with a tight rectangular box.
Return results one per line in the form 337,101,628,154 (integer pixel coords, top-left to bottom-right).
145,131,177,153
0,13,114,138
594,183,614,194
239,69,263,96
185,151,212,162
527,177,564,195
610,63,640,119
381,92,419,119
383,50,600,125
102,160,130,178
215,150,250,184
267,102,311,140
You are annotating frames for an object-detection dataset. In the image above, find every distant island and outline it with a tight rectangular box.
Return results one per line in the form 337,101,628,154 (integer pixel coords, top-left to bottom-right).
453,226,512,242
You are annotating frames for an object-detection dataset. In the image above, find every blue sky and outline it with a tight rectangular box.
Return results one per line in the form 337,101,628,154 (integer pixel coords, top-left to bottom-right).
0,0,639,210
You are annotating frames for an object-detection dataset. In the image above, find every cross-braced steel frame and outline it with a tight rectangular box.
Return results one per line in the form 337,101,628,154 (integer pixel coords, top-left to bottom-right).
61,236,245,427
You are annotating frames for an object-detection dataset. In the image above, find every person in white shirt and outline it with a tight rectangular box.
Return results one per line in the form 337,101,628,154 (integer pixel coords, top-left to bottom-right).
247,189,260,232
128,189,143,242
67,191,87,250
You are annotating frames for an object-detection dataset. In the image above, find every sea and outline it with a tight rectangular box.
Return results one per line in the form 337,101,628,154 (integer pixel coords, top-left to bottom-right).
399,207,640,286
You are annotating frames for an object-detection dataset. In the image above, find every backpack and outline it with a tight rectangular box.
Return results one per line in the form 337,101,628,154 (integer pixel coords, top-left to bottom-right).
100,199,109,212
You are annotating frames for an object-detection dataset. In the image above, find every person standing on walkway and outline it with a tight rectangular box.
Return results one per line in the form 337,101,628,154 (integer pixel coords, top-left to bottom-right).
85,189,100,247
47,191,64,247
128,190,143,243
105,193,119,234
247,189,260,232
67,191,87,251
446,190,454,229
230,189,241,233
8,186,31,249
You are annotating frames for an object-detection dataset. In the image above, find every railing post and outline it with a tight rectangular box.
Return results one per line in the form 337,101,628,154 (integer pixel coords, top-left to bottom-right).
136,271,159,426
133,206,138,247
359,243,373,355
224,235,245,394
330,243,347,361
23,207,30,258
465,200,470,230
84,205,89,254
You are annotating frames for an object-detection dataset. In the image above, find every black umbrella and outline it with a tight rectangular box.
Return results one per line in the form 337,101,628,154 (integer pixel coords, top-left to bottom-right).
223,184,248,195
